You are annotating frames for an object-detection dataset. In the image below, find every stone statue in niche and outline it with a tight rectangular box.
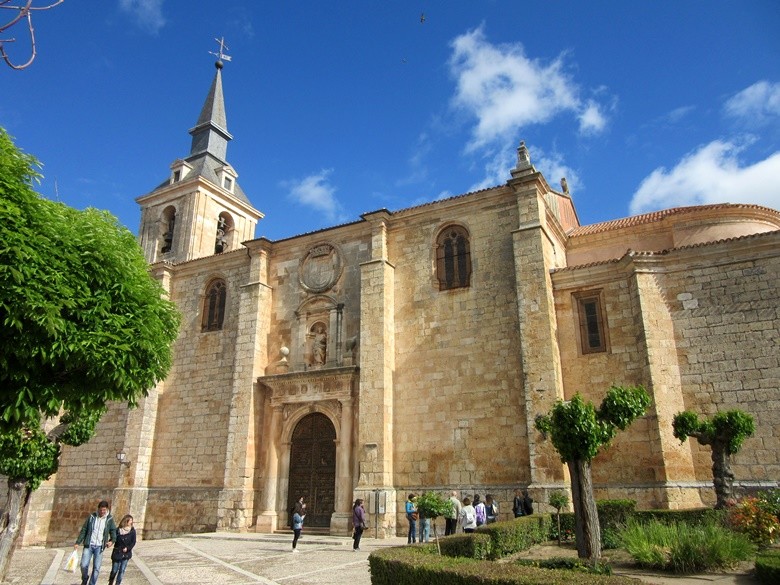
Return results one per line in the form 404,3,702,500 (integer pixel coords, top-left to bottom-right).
161,216,175,253
310,323,327,368
215,216,227,254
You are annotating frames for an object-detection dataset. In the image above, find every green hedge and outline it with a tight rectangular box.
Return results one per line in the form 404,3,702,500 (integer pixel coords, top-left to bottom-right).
479,515,552,559
369,545,641,585
439,515,551,560
440,533,492,560
550,504,728,542
755,549,780,585
632,508,726,527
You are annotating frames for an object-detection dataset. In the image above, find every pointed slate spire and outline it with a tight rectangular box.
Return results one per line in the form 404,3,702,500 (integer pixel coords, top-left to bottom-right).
188,60,233,162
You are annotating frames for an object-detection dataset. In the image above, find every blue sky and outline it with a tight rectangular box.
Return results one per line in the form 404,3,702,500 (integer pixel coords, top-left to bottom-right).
2,1,779,241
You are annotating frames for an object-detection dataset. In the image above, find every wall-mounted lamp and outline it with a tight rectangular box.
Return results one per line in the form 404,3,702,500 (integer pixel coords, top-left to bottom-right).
116,451,131,467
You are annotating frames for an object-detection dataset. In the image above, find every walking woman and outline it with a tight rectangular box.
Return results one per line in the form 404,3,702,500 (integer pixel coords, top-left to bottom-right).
108,515,136,585
352,499,367,551
291,498,306,553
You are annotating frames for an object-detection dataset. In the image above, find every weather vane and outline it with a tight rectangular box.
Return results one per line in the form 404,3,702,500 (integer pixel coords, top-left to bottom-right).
209,37,232,65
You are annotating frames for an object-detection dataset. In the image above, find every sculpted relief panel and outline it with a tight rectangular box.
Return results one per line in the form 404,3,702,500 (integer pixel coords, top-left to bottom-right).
299,243,342,293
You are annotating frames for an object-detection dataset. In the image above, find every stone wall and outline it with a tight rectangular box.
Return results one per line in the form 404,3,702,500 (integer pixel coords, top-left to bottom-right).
553,232,780,508
389,190,530,491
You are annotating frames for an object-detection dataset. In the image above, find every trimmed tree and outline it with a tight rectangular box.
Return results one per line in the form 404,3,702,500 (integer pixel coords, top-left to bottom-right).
548,490,569,546
0,128,180,581
672,409,755,509
535,385,651,561
415,491,453,555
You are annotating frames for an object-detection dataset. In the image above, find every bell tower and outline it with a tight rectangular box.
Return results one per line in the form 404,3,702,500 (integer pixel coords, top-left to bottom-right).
136,44,262,264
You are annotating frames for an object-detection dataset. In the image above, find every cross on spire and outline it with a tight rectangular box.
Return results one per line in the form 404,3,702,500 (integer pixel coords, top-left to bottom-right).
209,37,232,66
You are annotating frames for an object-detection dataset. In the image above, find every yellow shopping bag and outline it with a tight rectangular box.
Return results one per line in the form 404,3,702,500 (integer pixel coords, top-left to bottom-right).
64,550,79,573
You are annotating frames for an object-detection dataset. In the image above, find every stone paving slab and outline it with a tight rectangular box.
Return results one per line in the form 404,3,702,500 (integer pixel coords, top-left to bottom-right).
3,533,405,585
3,533,759,585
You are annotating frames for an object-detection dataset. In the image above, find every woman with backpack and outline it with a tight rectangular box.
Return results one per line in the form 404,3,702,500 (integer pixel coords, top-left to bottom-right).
460,497,477,533
485,494,499,524
473,494,486,527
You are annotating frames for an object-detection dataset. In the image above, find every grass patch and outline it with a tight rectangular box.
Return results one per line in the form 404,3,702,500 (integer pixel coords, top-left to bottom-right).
619,519,754,574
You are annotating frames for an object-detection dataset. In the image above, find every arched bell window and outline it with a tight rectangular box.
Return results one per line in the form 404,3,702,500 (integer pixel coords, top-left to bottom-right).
160,206,176,253
215,212,234,254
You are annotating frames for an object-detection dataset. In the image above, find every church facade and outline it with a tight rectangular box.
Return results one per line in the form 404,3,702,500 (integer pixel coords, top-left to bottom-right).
20,63,780,545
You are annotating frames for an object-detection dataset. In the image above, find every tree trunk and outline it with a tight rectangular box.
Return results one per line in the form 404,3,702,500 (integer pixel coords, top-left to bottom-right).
711,442,734,509
432,519,441,555
568,459,601,561
0,477,32,583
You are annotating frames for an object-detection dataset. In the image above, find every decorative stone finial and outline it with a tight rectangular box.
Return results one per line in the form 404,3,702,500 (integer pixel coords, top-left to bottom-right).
561,177,569,195
510,140,535,179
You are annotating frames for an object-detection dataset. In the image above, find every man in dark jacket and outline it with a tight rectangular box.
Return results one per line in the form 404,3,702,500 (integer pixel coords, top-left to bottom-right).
74,500,117,585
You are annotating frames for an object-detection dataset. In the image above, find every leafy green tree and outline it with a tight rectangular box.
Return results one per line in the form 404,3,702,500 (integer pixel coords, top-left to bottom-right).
535,385,650,561
0,127,180,581
548,490,569,546
415,491,453,554
672,409,755,509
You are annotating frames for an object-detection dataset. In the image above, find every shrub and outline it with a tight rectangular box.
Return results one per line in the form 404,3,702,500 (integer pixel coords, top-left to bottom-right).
727,497,780,547
756,489,780,520
516,557,613,575
632,508,726,527
597,499,636,530
369,545,640,585
619,519,754,574
439,533,492,560
548,512,575,542
755,549,780,585
477,515,551,559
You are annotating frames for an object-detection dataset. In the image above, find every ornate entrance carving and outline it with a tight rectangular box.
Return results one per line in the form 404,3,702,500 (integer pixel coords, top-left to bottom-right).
287,413,336,528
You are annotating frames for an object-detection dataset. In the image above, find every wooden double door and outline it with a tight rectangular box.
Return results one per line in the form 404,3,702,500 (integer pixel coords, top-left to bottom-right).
287,413,336,528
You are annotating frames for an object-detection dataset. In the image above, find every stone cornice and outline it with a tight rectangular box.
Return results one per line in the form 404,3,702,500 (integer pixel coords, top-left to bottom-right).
136,175,262,220
258,366,359,407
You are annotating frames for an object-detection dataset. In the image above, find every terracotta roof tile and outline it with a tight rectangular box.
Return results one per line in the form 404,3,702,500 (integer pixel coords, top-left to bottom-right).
568,203,776,237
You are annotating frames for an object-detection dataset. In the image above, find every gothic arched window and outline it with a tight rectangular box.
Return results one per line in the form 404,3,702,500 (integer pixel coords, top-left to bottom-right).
202,279,227,331
435,225,472,290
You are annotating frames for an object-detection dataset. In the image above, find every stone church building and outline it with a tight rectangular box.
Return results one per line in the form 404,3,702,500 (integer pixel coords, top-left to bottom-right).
20,62,780,545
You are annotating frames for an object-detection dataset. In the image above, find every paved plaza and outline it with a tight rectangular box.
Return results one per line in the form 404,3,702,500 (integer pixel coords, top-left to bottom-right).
4,532,758,585
4,532,407,585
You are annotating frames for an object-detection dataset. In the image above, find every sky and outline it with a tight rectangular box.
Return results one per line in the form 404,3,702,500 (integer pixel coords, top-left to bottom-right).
2,1,780,242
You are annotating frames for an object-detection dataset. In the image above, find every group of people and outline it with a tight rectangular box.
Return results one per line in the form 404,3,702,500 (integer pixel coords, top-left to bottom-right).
74,500,136,585
407,488,534,541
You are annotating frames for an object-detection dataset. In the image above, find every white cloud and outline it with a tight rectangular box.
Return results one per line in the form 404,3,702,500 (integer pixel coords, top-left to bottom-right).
449,27,607,151
579,100,607,134
724,81,780,124
629,140,780,215
119,0,166,34
282,169,343,222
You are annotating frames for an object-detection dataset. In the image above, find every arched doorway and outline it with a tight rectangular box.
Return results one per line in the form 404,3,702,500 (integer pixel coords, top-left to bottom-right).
287,413,336,528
